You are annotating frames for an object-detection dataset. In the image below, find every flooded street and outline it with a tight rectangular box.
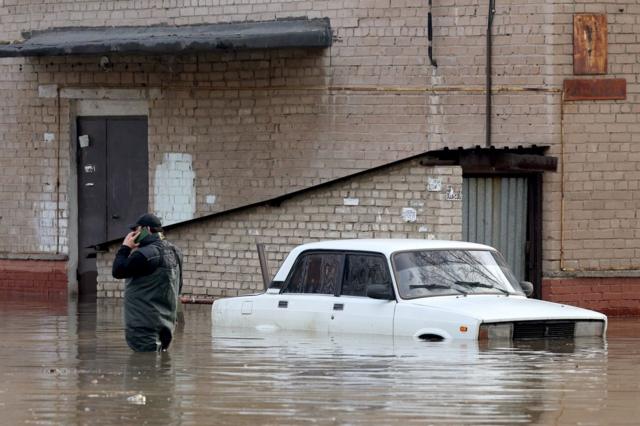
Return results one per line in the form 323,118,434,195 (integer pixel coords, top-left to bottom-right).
1,297,639,425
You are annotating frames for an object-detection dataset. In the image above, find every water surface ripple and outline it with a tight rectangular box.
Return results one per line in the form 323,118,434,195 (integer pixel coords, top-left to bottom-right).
1,298,639,425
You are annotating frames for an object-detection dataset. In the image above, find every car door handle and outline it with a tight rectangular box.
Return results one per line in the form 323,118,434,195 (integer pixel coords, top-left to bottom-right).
111,214,120,219
278,300,288,308
333,303,344,311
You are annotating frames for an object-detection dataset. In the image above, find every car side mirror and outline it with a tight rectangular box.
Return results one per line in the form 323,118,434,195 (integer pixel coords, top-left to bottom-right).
366,284,395,300
520,281,534,297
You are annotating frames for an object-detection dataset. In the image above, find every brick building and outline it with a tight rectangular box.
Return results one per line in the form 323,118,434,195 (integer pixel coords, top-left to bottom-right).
0,1,639,315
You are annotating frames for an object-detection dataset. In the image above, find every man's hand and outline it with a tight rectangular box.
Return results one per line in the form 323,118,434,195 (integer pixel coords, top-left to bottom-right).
123,231,140,249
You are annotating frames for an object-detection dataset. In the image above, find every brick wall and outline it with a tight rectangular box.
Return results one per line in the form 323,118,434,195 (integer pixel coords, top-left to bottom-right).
542,2,640,274
427,1,562,149
0,259,67,297
0,0,434,256
0,68,71,256
543,277,640,317
1,0,640,313
0,0,572,258
96,161,463,298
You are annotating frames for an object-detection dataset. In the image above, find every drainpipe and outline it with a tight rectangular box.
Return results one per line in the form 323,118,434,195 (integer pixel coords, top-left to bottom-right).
485,0,496,147
56,86,61,254
428,0,437,67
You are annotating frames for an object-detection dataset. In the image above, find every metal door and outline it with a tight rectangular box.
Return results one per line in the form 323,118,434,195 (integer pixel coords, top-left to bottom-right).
77,116,148,297
462,176,528,281
105,118,149,240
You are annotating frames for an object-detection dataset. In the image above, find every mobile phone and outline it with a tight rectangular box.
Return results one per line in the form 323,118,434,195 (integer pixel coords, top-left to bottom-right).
134,227,150,244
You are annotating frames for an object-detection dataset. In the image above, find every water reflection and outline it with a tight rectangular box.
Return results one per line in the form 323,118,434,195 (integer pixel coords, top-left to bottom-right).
0,297,638,425
211,329,608,424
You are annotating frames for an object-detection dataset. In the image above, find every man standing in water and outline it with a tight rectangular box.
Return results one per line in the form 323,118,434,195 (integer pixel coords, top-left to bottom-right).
112,213,183,352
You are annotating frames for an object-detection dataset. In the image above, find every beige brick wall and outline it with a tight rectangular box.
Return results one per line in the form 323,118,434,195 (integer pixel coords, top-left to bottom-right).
0,58,72,255
0,0,432,257
426,1,562,149
541,2,640,274
1,0,640,283
96,161,463,298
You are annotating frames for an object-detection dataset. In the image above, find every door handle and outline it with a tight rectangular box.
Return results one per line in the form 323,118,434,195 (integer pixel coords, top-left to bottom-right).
333,303,344,311
111,214,120,219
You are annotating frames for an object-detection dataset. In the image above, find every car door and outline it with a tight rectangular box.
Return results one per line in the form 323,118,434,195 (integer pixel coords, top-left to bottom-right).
329,253,396,336
276,251,343,333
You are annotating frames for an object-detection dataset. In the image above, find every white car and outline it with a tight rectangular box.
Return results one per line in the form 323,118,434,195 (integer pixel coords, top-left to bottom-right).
211,239,607,341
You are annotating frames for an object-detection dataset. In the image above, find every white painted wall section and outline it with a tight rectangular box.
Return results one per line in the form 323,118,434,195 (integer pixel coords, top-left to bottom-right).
35,201,58,252
154,153,196,226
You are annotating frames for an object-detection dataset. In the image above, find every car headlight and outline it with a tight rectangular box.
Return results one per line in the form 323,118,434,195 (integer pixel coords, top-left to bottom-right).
478,323,513,340
574,321,605,337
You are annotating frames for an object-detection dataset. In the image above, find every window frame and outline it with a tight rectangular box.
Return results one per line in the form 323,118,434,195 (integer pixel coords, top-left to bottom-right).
280,249,395,299
391,248,521,300
280,250,345,296
341,252,394,298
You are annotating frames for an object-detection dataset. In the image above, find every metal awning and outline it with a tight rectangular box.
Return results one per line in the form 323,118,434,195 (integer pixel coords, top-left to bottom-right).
421,145,558,174
0,18,332,57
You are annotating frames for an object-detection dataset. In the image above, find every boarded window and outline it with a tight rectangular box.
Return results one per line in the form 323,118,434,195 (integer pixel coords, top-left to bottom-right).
284,253,342,295
342,254,391,297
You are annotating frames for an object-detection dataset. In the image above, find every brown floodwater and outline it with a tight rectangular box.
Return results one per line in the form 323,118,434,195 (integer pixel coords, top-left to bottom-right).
1,296,639,425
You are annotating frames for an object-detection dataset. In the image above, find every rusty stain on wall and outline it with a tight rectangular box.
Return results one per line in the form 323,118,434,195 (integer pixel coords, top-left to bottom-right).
563,79,626,101
573,14,607,75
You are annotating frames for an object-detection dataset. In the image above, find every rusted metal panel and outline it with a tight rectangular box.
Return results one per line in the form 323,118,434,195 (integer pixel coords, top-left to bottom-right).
563,78,626,101
573,14,607,75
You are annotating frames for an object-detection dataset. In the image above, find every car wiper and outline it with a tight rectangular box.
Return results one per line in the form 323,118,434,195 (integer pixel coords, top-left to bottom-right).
454,281,509,295
409,284,466,295
409,283,451,290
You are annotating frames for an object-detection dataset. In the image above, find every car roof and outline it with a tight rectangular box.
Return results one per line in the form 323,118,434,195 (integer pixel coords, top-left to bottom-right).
272,239,497,282
291,239,495,256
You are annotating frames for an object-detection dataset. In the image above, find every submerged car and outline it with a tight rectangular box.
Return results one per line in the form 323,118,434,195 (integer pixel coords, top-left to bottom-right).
212,239,607,341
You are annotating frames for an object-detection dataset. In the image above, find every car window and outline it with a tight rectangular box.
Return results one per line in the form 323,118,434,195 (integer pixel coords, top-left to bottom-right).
283,253,342,294
393,249,522,299
342,254,391,297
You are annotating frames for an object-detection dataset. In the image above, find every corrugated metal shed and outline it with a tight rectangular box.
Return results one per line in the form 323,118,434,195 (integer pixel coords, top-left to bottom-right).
463,176,528,281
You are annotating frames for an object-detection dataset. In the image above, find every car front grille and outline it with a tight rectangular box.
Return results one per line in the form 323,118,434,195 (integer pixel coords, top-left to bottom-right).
512,321,576,339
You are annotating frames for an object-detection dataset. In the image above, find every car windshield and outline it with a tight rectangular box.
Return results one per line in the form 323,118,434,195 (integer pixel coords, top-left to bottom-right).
392,249,525,299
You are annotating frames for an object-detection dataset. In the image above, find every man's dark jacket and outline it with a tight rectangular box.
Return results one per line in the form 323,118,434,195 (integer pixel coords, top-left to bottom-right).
112,234,182,352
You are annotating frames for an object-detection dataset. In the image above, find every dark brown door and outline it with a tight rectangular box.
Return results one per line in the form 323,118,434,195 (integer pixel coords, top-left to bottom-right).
77,116,148,298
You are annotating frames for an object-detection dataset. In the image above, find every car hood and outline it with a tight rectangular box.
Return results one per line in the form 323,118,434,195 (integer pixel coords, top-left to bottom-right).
403,295,607,323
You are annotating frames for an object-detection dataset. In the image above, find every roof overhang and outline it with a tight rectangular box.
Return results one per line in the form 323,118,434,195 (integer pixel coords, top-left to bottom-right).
422,145,558,174
0,18,332,57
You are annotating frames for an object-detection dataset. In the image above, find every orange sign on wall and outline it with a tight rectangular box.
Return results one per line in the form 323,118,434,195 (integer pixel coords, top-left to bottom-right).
573,14,607,75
